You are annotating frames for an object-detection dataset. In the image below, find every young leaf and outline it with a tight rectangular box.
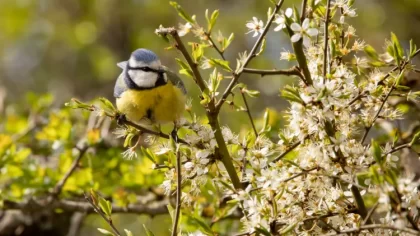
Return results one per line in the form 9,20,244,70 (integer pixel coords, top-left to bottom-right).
210,58,232,72
243,88,260,98
390,32,404,59
371,140,383,165
364,45,379,61
410,131,420,146
169,2,195,23
142,225,155,236
99,97,116,113
175,58,193,78
256,38,266,56
208,10,219,33
99,197,112,217
97,228,115,236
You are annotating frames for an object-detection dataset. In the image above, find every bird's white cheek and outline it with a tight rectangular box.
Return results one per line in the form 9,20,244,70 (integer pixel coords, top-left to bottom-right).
128,71,157,88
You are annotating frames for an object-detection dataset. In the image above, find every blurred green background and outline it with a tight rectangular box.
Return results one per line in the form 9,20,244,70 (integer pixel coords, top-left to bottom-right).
1,0,420,132
1,0,420,235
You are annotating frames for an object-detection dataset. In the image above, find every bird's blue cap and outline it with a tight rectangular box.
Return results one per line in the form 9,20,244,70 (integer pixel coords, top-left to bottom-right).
131,48,159,63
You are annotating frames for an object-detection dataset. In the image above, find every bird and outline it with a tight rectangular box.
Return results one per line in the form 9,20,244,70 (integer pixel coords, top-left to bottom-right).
113,49,186,127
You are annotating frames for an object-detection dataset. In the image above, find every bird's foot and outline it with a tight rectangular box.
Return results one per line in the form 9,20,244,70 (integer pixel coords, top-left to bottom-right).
116,113,127,126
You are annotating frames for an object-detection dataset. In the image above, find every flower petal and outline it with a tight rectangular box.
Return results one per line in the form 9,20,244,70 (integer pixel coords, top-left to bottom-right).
290,23,301,32
274,25,284,32
291,33,301,43
307,28,318,36
303,36,310,47
285,8,293,18
253,31,259,37
302,18,310,29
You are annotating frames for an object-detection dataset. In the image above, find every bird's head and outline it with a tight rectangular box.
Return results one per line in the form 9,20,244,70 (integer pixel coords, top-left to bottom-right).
118,49,167,89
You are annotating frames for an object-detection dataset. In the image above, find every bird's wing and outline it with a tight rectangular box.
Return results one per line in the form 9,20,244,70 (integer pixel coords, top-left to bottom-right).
114,72,127,98
114,61,129,98
163,66,187,94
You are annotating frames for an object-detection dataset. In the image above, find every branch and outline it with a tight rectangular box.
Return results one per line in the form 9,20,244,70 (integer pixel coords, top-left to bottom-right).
216,0,286,111
171,133,182,236
360,86,394,143
271,139,303,163
156,27,242,189
240,88,258,137
323,0,331,77
323,224,419,236
206,33,226,60
84,193,121,236
3,198,168,215
242,66,304,80
155,27,207,92
51,145,89,198
118,115,189,146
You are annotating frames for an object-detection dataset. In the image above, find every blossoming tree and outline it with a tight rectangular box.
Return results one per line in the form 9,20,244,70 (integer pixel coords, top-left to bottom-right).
3,0,420,235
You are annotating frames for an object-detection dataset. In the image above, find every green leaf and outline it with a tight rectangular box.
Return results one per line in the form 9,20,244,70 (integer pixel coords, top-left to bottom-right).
142,225,155,236
99,97,116,112
364,45,379,61
65,98,93,110
394,69,405,86
410,131,420,146
256,38,266,56
243,88,260,98
209,58,232,71
190,217,214,235
223,33,234,51
99,197,112,217
371,140,382,165
124,229,134,236
169,2,195,23
124,133,135,148
390,32,404,59
190,43,204,63
279,222,298,234
175,58,193,78
409,39,418,59
208,9,219,33
97,228,115,236
255,227,271,236
140,147,157,163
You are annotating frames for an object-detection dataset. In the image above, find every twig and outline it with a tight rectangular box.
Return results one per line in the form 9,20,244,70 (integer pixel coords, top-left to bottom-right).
84,193,122,236
300,0,308,22
118,115,189,145
240,88,258,137
171,131,182,236
323,0,331,77
362,201,379,225
323,224,419,235
206,33,226,60
271,139,303,163
51,145,89,198
3,198,169,215
242,66,304,81
360,86,394,143
216,0,286,111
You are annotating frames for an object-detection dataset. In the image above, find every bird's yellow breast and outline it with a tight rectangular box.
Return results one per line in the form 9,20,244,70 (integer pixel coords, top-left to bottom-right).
116,83,185,124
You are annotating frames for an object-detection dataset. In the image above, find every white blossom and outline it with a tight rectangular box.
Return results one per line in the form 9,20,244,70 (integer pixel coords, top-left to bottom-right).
290,18,318,47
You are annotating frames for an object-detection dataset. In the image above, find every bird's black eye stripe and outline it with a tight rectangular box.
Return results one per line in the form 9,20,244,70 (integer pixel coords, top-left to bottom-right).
127,65,162,73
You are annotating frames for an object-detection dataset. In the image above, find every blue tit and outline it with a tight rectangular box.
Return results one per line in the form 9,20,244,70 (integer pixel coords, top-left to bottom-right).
114,48,186,124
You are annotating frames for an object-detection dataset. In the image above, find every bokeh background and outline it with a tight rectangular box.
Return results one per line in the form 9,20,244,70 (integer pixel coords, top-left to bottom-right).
1,0,420,235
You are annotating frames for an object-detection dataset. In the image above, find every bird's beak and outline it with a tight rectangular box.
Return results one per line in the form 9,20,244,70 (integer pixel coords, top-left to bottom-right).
117,61,128,69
